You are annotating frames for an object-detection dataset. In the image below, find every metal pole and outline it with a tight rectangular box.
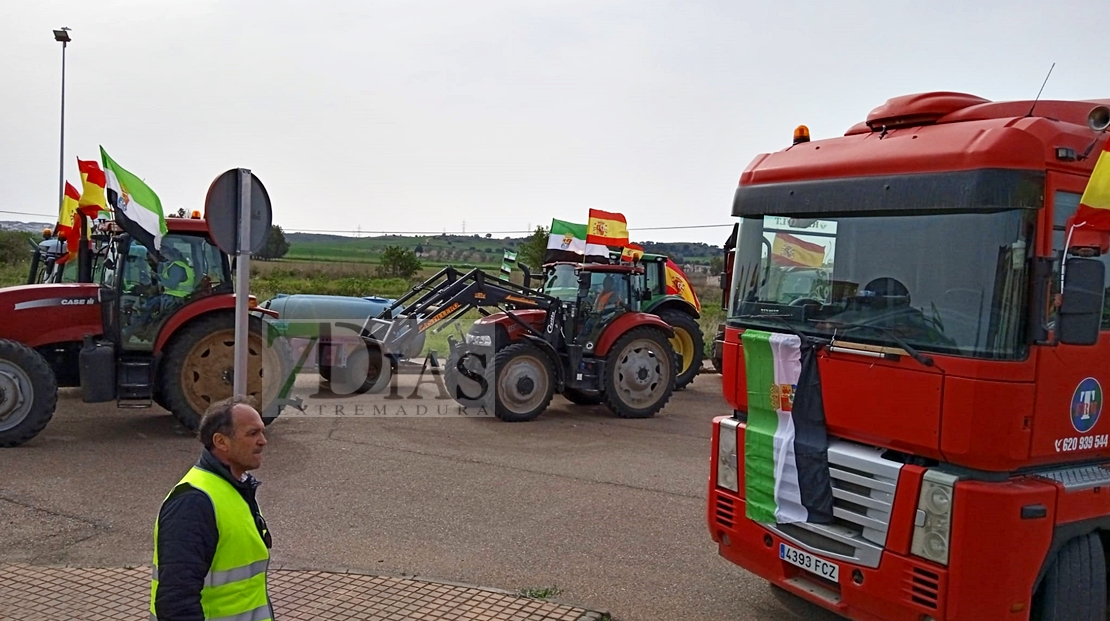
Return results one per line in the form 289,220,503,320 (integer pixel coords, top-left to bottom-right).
233,169,252,398
58,40,66,217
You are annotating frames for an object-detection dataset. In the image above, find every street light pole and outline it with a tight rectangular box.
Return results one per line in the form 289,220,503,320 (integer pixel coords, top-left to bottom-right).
53,27,71,217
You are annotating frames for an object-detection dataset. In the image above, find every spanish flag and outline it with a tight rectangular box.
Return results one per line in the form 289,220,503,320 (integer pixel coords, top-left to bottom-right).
77,158,108,217
587,209,629,247
1076,140,1110,231
771,233,825,268
620,242,644,262
55,182,84,265
665,258,701,312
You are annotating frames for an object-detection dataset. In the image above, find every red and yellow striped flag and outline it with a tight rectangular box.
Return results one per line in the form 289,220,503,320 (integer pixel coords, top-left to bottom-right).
55,182,83,265
771,233,825,267
1076,141,1110,231
586,209,629,247
77,158,108,217
620,242,644,262
665,258,701,312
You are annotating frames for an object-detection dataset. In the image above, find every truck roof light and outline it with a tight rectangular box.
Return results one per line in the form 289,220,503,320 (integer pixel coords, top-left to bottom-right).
793,125,811,145
191,210,202,219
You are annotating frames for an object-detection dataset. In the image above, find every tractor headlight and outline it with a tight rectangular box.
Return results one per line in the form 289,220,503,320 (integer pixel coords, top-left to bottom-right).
911,470,959,566
716,418,740,492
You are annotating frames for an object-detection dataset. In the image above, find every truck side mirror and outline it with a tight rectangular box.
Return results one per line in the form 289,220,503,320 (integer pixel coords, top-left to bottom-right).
1058,257,1105,346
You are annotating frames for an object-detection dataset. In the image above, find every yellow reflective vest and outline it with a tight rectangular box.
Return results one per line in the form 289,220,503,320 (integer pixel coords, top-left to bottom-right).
151,466,273,621
161,260,196,298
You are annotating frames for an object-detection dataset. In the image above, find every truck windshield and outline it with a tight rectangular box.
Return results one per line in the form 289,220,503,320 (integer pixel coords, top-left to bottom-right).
728,209,1035,360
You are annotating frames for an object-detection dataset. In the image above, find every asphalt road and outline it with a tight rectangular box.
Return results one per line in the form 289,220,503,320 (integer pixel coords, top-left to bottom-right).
0,370,841,621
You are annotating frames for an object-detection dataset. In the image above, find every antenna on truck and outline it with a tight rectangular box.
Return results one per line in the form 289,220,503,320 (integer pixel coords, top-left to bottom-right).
1026,62,1056,118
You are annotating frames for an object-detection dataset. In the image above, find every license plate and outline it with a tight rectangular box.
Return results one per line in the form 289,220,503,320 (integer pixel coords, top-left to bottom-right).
779,542,840,582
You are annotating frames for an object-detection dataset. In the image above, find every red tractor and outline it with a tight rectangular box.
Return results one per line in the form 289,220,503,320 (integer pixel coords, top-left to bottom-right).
0,215,288,448
354,261,679,421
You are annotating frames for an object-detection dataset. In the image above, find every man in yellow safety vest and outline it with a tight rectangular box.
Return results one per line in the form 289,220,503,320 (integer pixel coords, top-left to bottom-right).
151,398,275,620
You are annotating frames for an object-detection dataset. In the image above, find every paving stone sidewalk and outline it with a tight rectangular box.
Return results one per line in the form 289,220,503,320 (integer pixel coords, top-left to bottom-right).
0,564,608,621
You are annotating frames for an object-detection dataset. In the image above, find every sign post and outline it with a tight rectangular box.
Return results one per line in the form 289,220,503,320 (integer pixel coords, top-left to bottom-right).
204,169,273,403
234,169,252,397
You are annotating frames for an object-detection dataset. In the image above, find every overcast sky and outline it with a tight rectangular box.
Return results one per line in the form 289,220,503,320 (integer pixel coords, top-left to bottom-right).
2,0,1106,245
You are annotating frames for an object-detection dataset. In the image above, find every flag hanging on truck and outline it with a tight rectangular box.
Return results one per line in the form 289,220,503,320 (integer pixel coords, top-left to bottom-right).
741,329,834,525
100,146,168,252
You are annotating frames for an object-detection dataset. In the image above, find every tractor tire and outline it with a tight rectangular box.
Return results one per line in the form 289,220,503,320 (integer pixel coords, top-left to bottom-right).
444,349,490,406
1032,533,1107,621
160,313,289,431
0,340,58,448
658,309,704,391
602,327,675,419
562,387,604,406
492,342,555,422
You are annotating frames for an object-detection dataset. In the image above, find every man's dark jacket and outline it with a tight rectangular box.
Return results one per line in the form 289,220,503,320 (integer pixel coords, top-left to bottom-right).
153,449,273,620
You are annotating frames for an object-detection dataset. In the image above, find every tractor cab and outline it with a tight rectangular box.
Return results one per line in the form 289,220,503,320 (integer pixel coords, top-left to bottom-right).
540,262,647,346
98,222,232,350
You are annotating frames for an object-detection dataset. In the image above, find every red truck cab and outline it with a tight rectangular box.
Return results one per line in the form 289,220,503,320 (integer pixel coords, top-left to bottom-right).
709,92,1110,620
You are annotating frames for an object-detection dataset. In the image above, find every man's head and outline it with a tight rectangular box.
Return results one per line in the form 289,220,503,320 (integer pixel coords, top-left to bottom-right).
199,397,267,478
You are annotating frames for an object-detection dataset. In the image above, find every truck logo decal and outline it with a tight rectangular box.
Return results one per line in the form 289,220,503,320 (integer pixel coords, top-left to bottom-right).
1071,377,1102,434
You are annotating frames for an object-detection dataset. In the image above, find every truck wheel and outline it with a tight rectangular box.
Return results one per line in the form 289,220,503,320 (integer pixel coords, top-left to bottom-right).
0,340,57,448
562,387,603,406
1033,532,1107,621
493,342,554,422
161,313,288,431
602,327,675,419
658,310,704,390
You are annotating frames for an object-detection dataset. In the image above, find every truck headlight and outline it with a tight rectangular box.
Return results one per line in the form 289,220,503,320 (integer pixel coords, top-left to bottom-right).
911,470,958,565
716,418,739,492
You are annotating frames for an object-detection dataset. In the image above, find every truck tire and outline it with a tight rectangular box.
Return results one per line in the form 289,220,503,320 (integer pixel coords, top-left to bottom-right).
493,342,555,422
160,313,288,431
658,310,704,390
1033,532,1107,621
602,327,675,419
562,387,603,406
0,340,57,448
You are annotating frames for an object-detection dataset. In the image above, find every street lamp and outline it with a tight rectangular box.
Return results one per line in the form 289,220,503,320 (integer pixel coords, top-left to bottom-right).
54,27,71,217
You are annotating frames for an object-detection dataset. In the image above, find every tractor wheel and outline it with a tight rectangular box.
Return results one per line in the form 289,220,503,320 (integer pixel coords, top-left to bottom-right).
562,387,603,406
0,340,57,448
658,310,704,391
602,327,675,419
493,342,555,422
324,339,392,396
161,313,289,431
1032,533,1107,621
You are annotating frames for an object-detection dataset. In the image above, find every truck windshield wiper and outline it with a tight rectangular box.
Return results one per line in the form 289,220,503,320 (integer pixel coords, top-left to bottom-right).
812,320,936,368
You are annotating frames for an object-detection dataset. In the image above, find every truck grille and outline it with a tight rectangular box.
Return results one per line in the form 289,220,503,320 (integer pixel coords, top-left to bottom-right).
767,439,903,569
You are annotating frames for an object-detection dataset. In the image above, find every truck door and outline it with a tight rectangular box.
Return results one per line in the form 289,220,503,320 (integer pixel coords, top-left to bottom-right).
1030,172,1110,462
